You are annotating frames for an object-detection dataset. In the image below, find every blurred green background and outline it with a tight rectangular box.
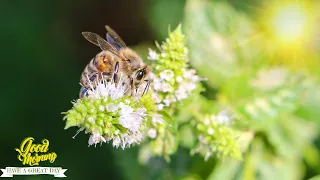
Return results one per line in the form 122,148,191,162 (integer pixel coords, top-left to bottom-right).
0,0,319,179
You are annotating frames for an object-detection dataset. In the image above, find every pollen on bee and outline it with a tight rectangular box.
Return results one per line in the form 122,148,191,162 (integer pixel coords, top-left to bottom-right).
96,55,113,72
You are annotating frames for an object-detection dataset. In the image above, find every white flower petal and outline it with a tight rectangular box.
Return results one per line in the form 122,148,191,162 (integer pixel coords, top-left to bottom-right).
163,95,176,106
147,48,159,61
99,105,105,111
147,128,157,139
183,69,196,79
86,75,127,100
106,103,118,112
161,82,171,92
136,108,147,116
119,105,134,116
113,136,121,148
160,70,174,81
215,110,233,125
176,76,183,83
88,132,106,146
153,78,162,91
175,88,188,100
152,114,164,124
157,104,164,110
87,117,95,123
119,113,142,132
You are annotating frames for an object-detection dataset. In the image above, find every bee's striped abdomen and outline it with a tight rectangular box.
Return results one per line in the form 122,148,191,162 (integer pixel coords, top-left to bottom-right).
80,51,115,88
80,57,99,88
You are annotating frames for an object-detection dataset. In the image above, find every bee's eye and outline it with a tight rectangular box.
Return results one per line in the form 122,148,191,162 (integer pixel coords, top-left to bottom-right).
136,70,144,81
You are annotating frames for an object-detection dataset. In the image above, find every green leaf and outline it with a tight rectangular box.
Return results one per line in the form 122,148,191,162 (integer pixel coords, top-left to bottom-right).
309,175,320,180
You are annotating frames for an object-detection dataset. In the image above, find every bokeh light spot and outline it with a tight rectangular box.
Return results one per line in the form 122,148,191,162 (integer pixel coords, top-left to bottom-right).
271,4,307,43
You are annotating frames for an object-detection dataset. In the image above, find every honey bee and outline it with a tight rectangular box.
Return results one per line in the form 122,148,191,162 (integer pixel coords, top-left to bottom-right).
80,25,151,98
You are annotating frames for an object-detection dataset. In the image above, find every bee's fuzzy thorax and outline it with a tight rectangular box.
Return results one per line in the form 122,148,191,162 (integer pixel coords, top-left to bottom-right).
120,48,145,72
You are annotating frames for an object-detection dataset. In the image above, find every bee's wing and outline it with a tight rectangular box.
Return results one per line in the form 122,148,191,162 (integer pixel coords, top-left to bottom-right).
105,25,127,49
82,32,101,46
95,35,128,60
82,32,127,60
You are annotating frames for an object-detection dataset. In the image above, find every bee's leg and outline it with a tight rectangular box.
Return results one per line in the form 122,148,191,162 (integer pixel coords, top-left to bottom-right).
89,72,108,82
89,72,107,84
79,86,88,98
142,80,150,96
130,78,135,96
89,73,99,81
112,61,119,83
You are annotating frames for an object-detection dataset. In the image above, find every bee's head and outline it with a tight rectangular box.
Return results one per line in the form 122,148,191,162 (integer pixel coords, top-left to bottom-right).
119,48,152,88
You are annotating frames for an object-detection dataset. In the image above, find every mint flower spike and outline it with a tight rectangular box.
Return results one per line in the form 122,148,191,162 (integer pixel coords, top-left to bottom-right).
193,111,242,160
147,25,202,108
63,75,148,149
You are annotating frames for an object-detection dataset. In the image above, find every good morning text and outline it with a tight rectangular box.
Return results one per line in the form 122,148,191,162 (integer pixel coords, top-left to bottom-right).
15,137,57,166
